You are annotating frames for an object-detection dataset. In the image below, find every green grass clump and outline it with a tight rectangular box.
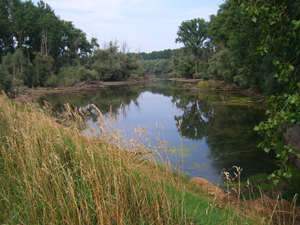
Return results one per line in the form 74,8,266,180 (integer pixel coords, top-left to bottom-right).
0,93,286,224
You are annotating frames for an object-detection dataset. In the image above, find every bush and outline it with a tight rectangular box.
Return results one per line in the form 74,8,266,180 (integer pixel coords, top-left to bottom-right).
200,71,209,80
63,77,78,86
58,67,79,86
193,73,201,79
34,53,54,86
0,65,13,92
12,77,24,87
130,73,141,80
45,75,59,87
75,66,88,81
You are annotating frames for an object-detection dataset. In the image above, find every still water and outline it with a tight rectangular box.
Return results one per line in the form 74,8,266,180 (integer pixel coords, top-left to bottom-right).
40,81,278,185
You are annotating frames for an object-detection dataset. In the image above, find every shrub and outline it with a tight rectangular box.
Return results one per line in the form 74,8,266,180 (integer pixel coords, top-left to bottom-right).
63,77,78,86
45,75,59,87
12,77,24,87
193,73,202,79
0,65,12,92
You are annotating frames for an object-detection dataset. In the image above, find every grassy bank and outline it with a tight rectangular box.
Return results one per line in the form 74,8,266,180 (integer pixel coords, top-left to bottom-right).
0,93,298,224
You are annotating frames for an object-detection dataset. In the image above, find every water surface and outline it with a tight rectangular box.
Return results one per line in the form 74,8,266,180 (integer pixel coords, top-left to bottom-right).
40,81,278,184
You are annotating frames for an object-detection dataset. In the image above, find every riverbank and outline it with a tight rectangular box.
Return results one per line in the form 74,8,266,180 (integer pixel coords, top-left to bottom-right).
13,78,157,103
1,91,299,224
12,77,267,105
0,93,251,224
169,78,266,101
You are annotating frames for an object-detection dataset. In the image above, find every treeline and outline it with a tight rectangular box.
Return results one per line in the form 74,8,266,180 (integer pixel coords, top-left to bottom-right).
136,49,180,74
139,0,292,96
184,0,300,181
138,49,179,60
137,49,179,75
140,59,172,74
168,0,279,95
138,0,300,180
0,0,145,91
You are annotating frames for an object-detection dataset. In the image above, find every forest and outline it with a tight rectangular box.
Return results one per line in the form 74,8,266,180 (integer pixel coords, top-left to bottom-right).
0,0,145,91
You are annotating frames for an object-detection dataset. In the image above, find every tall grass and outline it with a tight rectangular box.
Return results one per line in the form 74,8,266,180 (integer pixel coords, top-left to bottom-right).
0,92,184,224
1,92,294,224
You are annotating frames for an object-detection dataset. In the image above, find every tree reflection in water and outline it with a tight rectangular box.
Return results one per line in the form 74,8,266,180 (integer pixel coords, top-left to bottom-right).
173,93,278,181
40,81,278,183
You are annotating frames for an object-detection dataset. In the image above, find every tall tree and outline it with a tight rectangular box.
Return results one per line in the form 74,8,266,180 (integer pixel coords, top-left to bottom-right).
207,0,275,91
175,18,209,59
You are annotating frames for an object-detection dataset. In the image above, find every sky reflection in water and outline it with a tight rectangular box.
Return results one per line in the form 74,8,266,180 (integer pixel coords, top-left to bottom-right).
41,82,278,184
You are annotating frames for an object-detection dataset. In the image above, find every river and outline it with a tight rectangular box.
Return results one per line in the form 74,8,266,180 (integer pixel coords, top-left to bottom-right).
40,81,278,186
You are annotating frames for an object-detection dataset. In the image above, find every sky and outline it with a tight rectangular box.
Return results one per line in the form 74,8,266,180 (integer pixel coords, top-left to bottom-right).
32,0,225,53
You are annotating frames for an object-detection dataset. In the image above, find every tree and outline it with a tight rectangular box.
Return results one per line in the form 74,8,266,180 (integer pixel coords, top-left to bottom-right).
34,52,54,86
239,0,300,182
0,0,14,63
91,37,99,52
175,18,209,59
0,65,12,92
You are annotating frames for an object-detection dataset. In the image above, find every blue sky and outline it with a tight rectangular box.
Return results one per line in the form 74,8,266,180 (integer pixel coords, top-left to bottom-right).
33,0,225,53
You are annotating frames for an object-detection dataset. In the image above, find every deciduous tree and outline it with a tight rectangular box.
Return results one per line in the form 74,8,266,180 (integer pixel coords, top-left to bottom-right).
175,18,209,59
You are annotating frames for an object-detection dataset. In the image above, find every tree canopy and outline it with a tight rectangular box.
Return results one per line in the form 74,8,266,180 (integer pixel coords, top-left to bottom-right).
0,0,145,91
175,18,209,59
168,0,300,182
241,0,300,183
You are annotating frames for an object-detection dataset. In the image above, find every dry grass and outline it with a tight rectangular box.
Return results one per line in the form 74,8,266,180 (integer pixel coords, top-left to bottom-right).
1,91,298,224
0,92,185,224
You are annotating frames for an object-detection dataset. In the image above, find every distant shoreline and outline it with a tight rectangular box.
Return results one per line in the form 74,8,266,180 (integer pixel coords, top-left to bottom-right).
13,78,154,103
12,77,266,105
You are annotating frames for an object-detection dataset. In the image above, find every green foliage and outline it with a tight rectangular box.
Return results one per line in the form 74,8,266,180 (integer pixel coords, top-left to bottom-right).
45,75,59,87
12,77,24,87
208,48,235,81
193,72,202,79
282,175,300,205
34,53,54,86
58,66,79,86
171,53,196,79
0,0,14,62
0,1,144,87
0,65,12,92
138,49,179,60
241,0,300,181
175,18,209,58
89,45,145,81
74,65,97,81
140,59,172,74
1,49,36,86
206,0,275,91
